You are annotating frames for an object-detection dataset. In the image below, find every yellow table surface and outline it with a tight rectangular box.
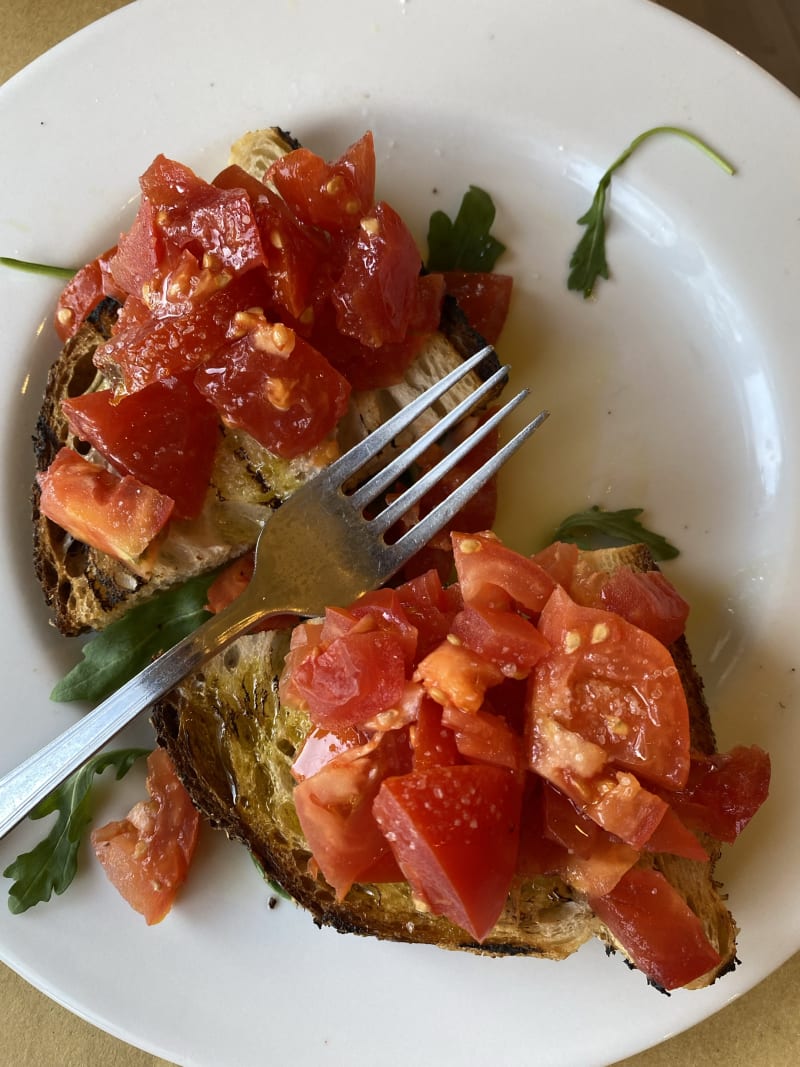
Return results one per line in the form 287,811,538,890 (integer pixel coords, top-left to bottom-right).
1,1,799,1064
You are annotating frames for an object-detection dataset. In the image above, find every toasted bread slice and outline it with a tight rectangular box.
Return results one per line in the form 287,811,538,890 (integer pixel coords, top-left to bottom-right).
32,128,500,636
151,544,737,985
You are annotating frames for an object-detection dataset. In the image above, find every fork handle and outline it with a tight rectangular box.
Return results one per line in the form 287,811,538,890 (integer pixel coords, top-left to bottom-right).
0,593,275,840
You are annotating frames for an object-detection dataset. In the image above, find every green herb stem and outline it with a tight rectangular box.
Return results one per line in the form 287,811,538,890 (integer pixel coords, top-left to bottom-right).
0,256,77,279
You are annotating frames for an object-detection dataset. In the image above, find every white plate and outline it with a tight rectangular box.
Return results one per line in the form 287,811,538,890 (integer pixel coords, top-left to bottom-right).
1,0,798,1064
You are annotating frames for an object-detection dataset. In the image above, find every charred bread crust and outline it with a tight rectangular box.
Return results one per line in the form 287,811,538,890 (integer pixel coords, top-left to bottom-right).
151,545,737,982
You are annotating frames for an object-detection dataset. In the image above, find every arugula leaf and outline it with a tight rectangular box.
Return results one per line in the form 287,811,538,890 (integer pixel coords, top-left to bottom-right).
426,186,506,272
552,506,680,561
51,571,218,703
568,126,735,298
3,748,149,914
0,256,77,279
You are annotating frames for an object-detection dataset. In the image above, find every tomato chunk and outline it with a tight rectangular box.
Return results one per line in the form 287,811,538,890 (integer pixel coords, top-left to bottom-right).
62,374,219,520
293,728,411,898
589,867,722,990
54,248,122,341
440,271,513,345
289,629,406,729
529,586,691,790
373,764,523,942
267,132,376,232
414,639,504,713
441,703,523,770
37,448,173,571
412,698,462,770
194,309,350,459
450,603,550,678
91,748,200,925
453,531,555,615
600,568,690,646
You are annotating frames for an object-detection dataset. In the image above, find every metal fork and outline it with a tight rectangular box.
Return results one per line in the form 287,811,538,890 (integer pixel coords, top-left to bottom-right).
0,347,547,839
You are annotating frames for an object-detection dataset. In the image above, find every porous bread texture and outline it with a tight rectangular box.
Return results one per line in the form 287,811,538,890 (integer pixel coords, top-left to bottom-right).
151,545,738,985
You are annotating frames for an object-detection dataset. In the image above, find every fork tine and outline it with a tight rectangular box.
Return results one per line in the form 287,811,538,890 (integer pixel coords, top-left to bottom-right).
323,345,498,485
348,362,510,512
380,406,549,566
369,387,531,536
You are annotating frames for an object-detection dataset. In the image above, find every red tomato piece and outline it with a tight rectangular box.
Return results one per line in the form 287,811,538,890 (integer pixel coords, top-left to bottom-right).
453,531,556,615
204,552,296,633
542,780,600,858
450,603,550,679
293,727,411,898
91,748,200,925
290,630,407,729
658,745,771,844
194,310,350,459
347,588,419,667
530,586,691,790
214,163,328,321
94,271,269,393
600,568,690,646
61,374,219,519
267,131,376,232
440,271,513,345
412,698,462,770
414,639,504,714
530,541,579,589
37,448,173,571
373,764,523,942
330,201,422,347
108,198,165,299
395,568,463,659
644,805,708,861
54,247,123,341
292,724,368,782
440,703,523,770
588,867,722,990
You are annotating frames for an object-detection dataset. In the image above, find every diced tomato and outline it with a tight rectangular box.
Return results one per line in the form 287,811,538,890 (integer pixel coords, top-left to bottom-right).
453,531,556,615
562,836,640,898
414,639,504,714
54,247,122,341
588,867,722,990
214,163,327,321
529,586,691,790
516,775,569,879
293,727,411,899
94,271,269,393
441,703,523,770
37,448,173,571
61,374,219,520
347,588,418,667
395,568,463,659
450,603,550,678
600,568,690,646
373,764,523,942
290,629,407,729
108,198,165,299
194,309,350,459
531,541,579,589
412,698,462,770
91,748,200,925
658,745,771,844
644,805,708,861
330,201,422,347
581,770,668,850
440,271,513,345
267,132,376,232
542,779,600,858
292,724,368,782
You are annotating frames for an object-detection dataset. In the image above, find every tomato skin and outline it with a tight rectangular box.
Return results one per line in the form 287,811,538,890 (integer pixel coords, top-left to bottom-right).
91,748,200,925
37,448,173,570
450,603,550,678
588,867,722,990
54,249,122,341
267,132,376,232
600,568,690,646
441,703,523,771
530,586,691,790
530,541,580,589
412,698,462,770
194,310,350,459
395,568,463,660
346,588,419,667
373,764,523,942
290,630,407,729
292,724,369,782
657,745,771,844
61,374,219,520
440,271,513,345
330,201,422,347
644,806,708,861
293,727,411,898
108,198,165,299
453,531,556,615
